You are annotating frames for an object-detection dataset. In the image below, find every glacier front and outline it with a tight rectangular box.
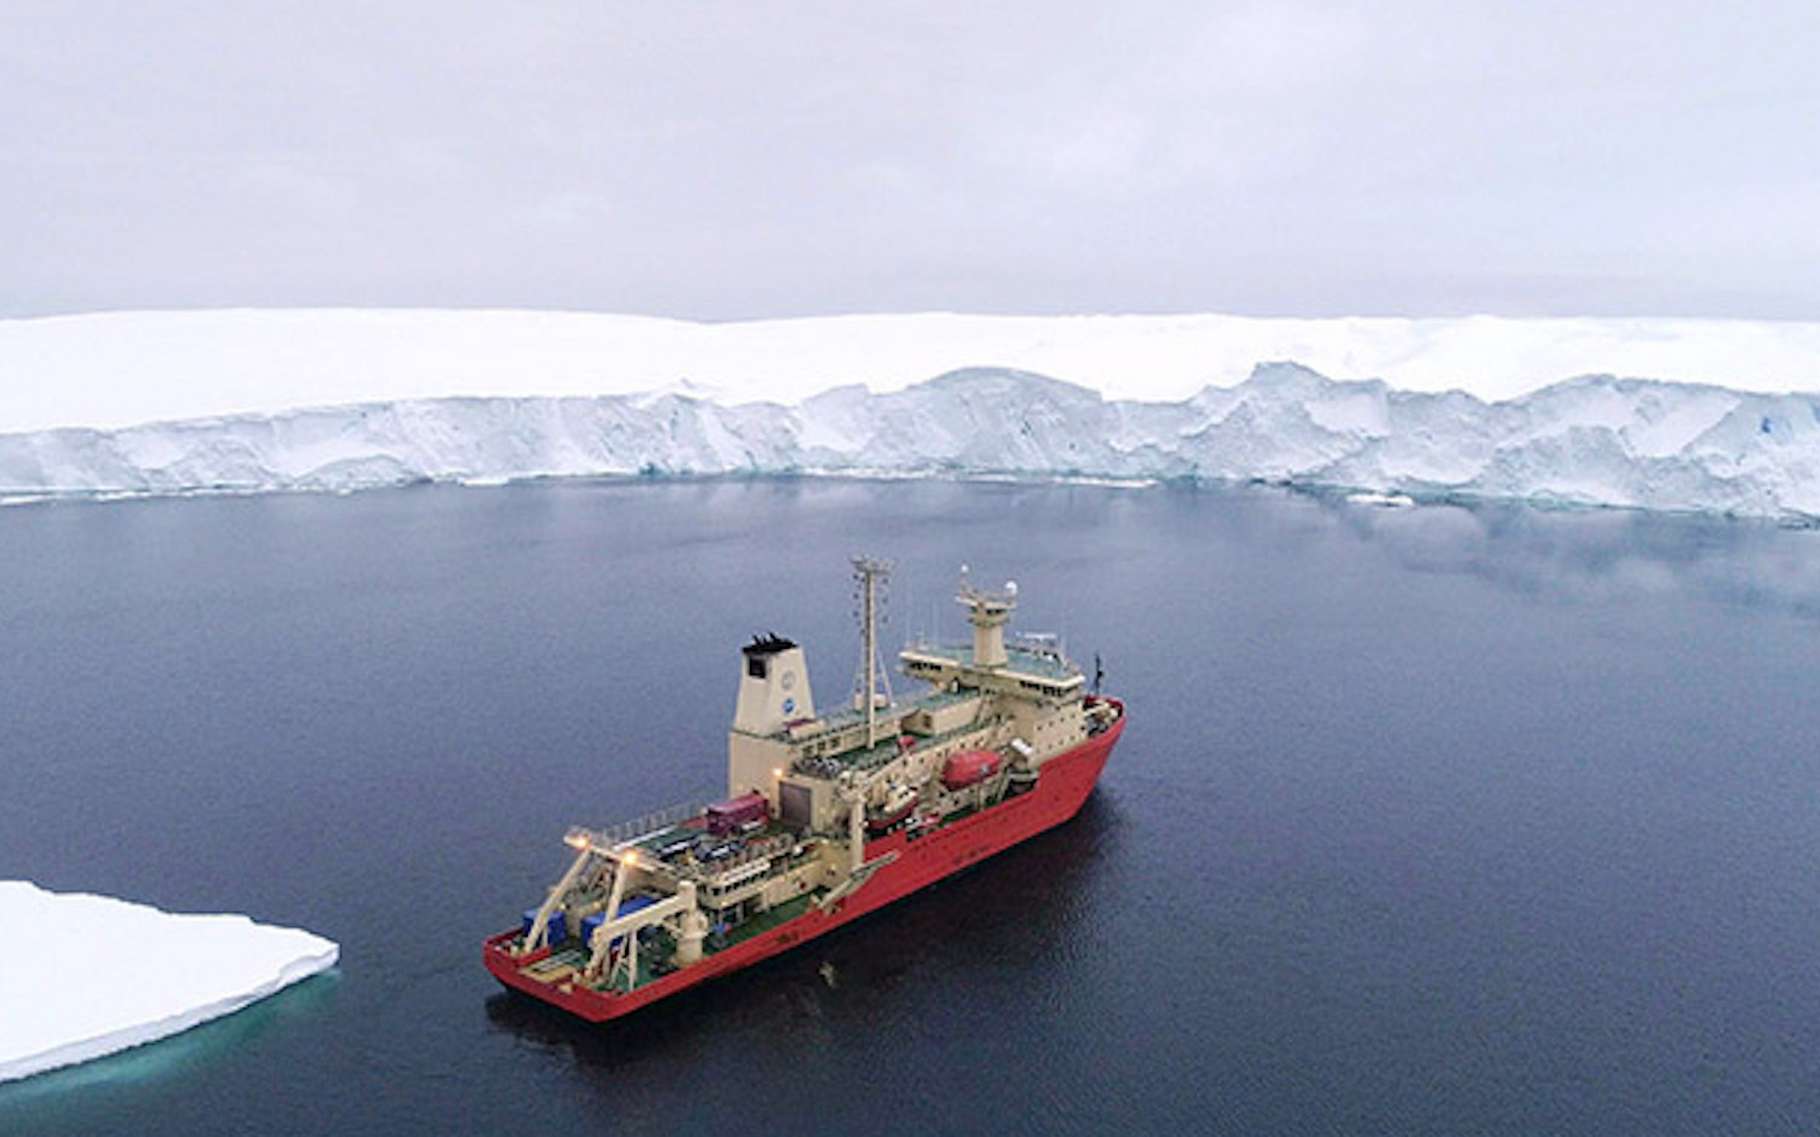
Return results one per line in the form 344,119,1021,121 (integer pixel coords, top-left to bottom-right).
0,882,338,1083
4,362,1819,520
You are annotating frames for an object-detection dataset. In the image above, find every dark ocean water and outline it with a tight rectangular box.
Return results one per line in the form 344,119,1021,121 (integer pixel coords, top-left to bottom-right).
5,479,1820,1136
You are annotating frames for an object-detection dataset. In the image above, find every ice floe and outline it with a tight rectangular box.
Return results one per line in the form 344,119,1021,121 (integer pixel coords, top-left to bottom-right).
0,882,337,1083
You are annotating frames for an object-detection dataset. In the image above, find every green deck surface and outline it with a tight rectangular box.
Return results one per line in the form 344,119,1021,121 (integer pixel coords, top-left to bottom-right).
831,718,983,772
587,891,822,993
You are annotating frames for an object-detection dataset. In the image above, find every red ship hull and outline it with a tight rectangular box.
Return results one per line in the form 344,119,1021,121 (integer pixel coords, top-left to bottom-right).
484,698,1125,1021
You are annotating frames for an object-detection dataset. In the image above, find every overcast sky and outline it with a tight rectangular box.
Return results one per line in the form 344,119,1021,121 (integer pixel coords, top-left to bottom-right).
4,2,1817,321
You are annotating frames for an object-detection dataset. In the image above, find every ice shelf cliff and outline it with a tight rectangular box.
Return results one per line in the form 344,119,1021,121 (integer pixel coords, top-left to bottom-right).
3,310,1818,519
0,882,338,1083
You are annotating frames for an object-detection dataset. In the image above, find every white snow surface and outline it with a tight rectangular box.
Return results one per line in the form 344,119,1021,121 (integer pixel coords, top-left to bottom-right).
0,882,338,1083
8,309,1820,433
3,309,1820,518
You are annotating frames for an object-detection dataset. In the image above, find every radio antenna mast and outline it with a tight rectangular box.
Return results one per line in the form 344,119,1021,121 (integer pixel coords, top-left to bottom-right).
851,555,895,749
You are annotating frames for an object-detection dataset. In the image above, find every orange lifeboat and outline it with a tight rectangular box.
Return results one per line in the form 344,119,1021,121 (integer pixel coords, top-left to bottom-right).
940,749,1003,790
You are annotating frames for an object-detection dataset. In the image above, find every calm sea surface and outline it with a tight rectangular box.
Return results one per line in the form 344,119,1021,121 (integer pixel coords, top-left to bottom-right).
5,479,1820,1136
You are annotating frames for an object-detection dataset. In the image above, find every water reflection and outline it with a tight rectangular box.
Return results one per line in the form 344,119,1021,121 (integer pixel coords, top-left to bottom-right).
1291,489,1820,616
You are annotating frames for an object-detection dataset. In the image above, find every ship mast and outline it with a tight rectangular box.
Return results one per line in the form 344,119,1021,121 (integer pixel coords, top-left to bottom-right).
851,555,895,749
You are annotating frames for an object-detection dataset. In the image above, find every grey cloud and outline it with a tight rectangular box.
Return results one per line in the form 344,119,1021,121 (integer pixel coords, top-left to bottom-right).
4,1,1817,319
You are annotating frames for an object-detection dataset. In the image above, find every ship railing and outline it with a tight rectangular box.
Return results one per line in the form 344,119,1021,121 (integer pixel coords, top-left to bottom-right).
903,634,952,656
573,797,711,852
958,579,1018,607
1007,634,1079,672
902,633,1081,677
699,833,794,885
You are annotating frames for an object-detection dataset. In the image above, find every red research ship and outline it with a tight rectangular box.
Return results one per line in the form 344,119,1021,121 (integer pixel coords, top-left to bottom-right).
485,558,1126,1021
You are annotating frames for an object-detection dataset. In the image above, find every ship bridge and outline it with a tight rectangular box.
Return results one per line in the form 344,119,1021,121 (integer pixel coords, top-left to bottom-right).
899,638,1084,701
725,564,1090,833
898,572,1084,699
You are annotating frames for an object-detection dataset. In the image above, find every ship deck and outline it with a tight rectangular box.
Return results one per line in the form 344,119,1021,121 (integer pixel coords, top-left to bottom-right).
486,699,1126,1020
512,891,825,995
802,685,969,736
820,715,983,774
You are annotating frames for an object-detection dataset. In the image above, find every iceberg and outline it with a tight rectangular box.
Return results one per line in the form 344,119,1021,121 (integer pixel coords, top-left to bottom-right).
0,881,338,1083
1,309,1818,520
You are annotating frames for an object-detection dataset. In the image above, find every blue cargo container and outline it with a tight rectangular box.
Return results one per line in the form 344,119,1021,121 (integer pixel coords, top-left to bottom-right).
579,894,657,949
521,908,567,945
